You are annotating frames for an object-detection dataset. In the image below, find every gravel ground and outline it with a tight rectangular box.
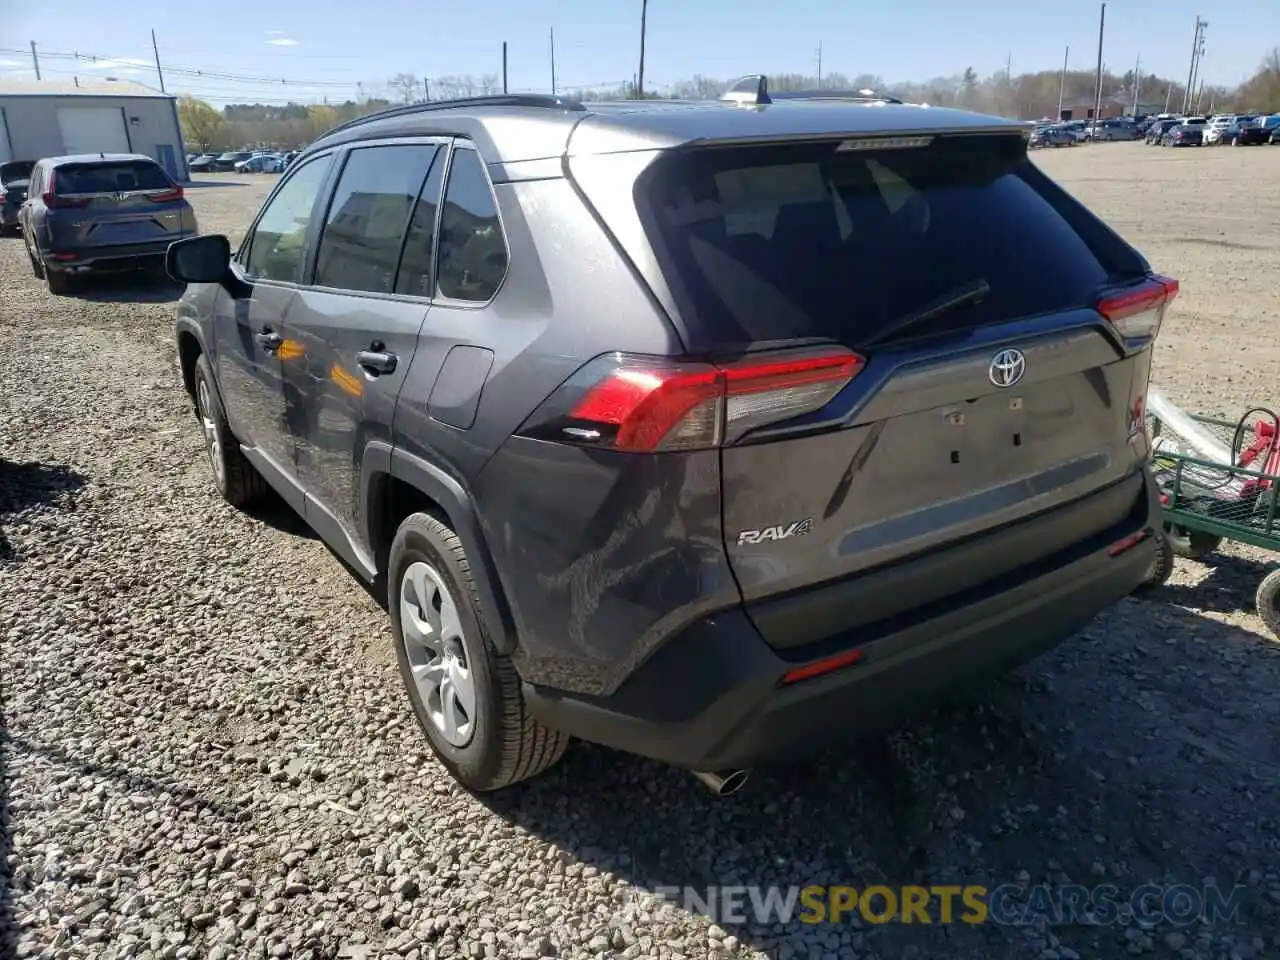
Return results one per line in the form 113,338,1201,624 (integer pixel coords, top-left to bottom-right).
3,145,1280,960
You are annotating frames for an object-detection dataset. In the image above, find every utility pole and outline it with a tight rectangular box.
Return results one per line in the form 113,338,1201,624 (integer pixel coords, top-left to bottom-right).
1188,22,1207,113
423,78,430,101
816,41,823,87
502,41,508,94
550,27,557,95
1131,54,1140,115
1092,2,1106,123
1183,17,1206,112
1164,84,1172,112
30,41,41,80
1057,44,1069,119
1005,51,1012,85
637,0,648,99
150,30,166,92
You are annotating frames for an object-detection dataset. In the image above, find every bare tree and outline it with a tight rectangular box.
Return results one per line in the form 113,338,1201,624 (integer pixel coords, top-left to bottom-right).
389,73,420,105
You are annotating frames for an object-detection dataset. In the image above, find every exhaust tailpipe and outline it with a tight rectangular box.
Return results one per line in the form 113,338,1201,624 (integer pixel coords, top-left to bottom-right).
692,769,751,797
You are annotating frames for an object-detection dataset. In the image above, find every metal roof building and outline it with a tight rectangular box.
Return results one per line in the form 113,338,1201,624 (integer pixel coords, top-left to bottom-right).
0,78,188,181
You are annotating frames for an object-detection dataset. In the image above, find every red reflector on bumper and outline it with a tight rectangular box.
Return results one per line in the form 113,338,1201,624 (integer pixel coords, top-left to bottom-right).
1107,530,1150,557
52,252,77,261
780,648,864,686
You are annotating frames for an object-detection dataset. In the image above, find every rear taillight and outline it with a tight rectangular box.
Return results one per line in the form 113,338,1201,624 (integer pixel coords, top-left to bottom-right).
1098,275,1179,341
525,348,864,453
41,172,89,209
146,186,183,202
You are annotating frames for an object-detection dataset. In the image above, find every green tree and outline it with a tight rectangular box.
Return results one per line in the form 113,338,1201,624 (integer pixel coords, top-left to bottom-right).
177,95,226,151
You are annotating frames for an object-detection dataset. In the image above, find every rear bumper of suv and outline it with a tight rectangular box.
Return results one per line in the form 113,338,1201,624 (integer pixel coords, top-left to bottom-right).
524,468,1160,771
44,237,190,272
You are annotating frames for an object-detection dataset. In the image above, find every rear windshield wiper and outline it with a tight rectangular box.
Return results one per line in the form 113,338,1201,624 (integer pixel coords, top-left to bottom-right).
859,278,991,349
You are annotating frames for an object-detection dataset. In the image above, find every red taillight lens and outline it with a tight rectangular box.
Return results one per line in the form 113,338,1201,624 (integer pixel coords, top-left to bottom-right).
42,191,89,209
146,186,183,202
1098,275,1178,340
563,349,863,453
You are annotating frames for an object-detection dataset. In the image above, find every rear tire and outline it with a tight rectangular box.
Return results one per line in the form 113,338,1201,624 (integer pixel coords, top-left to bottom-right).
46,269,73,296
1134,532,1175,596
192,353,271,508
1255,569,1280,638
26,244,44,279
389,512,568,793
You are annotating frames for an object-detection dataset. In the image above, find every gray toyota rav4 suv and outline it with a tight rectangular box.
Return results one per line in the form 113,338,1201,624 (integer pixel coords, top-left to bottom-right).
168,78,1170,795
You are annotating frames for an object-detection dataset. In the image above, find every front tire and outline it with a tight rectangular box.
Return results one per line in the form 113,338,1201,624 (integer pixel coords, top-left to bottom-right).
192,353,271,508
389,512,568,792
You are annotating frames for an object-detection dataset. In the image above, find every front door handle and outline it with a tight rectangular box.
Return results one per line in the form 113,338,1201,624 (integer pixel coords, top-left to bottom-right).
255,330,284,352
357,347,398,376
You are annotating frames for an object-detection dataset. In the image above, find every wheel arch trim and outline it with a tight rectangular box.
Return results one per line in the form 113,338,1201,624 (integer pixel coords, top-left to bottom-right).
363,440,518,654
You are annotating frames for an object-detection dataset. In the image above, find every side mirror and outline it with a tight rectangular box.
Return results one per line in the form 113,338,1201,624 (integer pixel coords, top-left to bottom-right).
166,234,232,284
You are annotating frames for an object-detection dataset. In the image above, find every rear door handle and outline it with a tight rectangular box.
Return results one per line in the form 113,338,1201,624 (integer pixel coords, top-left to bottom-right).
357,348,398,376
255,330,284,351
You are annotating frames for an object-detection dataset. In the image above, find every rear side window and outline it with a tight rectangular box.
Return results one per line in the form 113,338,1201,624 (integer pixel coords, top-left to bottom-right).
53,160,171,194
436,147,507,302
642,135,1125,347
314,143,437,295
394,149,446,298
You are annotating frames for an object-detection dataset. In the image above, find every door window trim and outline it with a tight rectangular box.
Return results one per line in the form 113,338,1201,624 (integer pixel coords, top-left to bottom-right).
235,149,339,289
300,135,450,303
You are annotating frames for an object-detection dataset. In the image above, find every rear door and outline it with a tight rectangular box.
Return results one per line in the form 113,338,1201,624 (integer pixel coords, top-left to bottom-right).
43,159,191,251
635,133,1158,640
286,139,446,563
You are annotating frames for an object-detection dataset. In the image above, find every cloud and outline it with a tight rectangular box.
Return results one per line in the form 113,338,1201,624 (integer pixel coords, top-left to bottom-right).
266,30,285,35
0,58,21,67
265,37,299,46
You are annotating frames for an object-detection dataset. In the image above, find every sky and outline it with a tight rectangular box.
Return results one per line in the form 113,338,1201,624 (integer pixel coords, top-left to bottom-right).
0,0,1272,106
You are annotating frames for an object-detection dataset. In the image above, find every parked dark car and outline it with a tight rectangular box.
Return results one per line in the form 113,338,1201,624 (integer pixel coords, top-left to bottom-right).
166,82,1166,795
1029,125,1076,148
1092,118,1140,141
1,159,35,234
18,153,198,295
1232,122,1272,146
188,153,220,172
1162,124,1203,147
1146,119,1182,144
213,151,254,172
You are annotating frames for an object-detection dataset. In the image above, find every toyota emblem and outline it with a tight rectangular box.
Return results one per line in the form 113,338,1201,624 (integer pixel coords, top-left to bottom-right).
988,348,1026,388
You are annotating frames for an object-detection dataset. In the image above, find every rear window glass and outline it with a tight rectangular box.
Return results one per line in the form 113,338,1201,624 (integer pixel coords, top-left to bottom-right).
54,161,171,194
1,161,34,184
642,135,1120,347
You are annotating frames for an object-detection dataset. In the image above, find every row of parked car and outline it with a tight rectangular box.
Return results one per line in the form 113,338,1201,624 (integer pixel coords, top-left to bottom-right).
186,149,301,174
1140,113,1280,147
1030,111,1280,149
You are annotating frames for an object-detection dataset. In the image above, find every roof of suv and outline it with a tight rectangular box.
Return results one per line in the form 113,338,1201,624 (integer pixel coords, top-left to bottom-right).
40,153,158,168
307,86,1032,171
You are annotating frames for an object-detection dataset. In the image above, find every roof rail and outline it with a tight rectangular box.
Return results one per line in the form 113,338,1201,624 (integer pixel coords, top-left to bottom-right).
321,93,587,139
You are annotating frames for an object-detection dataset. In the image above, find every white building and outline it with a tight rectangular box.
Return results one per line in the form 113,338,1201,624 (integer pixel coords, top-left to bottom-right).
0,78,188,181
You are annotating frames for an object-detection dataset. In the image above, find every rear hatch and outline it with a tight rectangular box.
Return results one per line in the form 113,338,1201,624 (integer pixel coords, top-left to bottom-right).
45,159,192,250
628,130,1168,647
1,160,33,208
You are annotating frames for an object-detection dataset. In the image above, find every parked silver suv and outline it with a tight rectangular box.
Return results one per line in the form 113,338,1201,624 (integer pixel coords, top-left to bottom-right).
19,153,197,294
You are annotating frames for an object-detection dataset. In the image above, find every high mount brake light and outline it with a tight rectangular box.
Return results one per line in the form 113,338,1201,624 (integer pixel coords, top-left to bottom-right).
1098,275,1179,340
558,350,864,453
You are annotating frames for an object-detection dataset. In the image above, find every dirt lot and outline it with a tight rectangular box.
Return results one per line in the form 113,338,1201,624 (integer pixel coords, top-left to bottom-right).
2,142,1280,960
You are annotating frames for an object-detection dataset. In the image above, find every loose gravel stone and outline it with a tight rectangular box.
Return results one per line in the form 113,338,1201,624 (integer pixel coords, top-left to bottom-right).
3,152,1280,960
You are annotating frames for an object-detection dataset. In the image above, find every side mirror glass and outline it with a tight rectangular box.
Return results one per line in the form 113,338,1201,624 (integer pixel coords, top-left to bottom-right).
166,234,232,284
